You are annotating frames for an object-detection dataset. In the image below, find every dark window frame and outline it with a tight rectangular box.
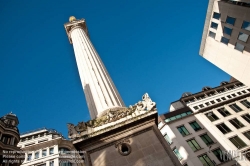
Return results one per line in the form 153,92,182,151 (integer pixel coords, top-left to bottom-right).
187,138,201,151
223,26,233,36
198,153,215,166
229,136,247,149
229,103,242,112
200,134,214,146
217,107,231,117
216,123,232,134
213,12,221,20
226,16,236,26
205,112,219,122
177,125,190,136
229,118,245,129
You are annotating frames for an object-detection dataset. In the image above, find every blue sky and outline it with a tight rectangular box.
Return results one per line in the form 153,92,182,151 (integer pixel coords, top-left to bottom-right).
0,0,229,138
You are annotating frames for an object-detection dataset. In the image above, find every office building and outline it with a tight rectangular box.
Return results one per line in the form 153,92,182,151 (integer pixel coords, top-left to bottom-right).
18,128,84,166
159,79,250,166
199,0,250,87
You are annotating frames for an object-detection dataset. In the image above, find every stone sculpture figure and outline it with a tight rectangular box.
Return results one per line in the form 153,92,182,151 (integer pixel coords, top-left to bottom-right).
67,93,157,138
67,123,78,136
135,93,156,112
75,122,87,132
142,93,156,111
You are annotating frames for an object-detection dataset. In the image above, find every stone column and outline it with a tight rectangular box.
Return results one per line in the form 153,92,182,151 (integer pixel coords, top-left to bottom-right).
64,18,125,119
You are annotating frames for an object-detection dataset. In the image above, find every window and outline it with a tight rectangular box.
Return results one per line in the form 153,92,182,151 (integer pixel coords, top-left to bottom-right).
232,94,236,97
216,123,231,134
194,106,199,110
211,22,218,29
243,131,250,140
35,152,39,159
199,104,204,108
1,135,12,145
221,97,226,101
226,16,236,25
189,121,202,131
241,114,250,123
229,136,247,149
217,107,231,117
177,126,190,136
242,21,250,31
200,134,214,145
235,42,245,52
237,92,242,95
27,154,32,161
229,118,245,129
164,111,192,123
164,133,172,144
42,149,47,157
229,104,242,112
205,112,219,122
220,37,229,45
205,102,210,106
50,161,54,166
210,100,215,104
187,139,201,151
213,12,220,20
238,32,249,42
158,122,163,128
198,154,215,166
173,148,183,160
216,99,221,102
227,95,232,99
50,148,54,155
242,90,247,94
240,100,250,108
223,27,232,36
212,148,225,162
209,31,216,39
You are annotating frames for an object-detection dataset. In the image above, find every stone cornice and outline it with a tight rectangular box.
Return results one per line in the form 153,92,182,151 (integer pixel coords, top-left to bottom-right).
73,111,158,150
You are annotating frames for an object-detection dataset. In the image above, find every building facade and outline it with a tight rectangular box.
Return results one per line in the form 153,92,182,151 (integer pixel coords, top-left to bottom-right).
18,128,84,166
159,79,250,166
0,113,23,166
199,0,250,87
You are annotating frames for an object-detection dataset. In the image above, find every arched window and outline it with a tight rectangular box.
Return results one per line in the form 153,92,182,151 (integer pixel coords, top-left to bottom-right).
1,134,12,145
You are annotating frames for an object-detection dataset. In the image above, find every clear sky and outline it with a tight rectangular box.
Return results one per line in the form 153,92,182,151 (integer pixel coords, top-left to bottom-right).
0,0,229,138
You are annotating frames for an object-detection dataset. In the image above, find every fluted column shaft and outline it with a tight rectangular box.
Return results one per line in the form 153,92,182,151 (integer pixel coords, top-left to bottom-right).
69,26,125,119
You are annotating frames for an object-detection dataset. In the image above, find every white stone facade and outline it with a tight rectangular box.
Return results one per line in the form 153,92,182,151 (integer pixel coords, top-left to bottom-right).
199,0,250,87
159,81,250,166
18,128,84,166
64,19,125,119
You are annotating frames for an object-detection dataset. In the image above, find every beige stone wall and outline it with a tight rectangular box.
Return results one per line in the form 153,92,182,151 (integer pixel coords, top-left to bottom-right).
201,0,250,87
89,129,176,166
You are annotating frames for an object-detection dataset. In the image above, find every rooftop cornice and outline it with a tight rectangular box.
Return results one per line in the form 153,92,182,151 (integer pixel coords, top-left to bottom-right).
195,92,250,114
180,81,242,101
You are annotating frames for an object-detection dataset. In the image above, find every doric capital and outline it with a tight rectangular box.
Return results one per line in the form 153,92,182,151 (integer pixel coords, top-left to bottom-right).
64,18,89,44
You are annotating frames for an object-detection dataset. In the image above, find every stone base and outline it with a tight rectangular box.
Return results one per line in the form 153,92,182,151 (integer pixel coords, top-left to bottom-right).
73,113,181,166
